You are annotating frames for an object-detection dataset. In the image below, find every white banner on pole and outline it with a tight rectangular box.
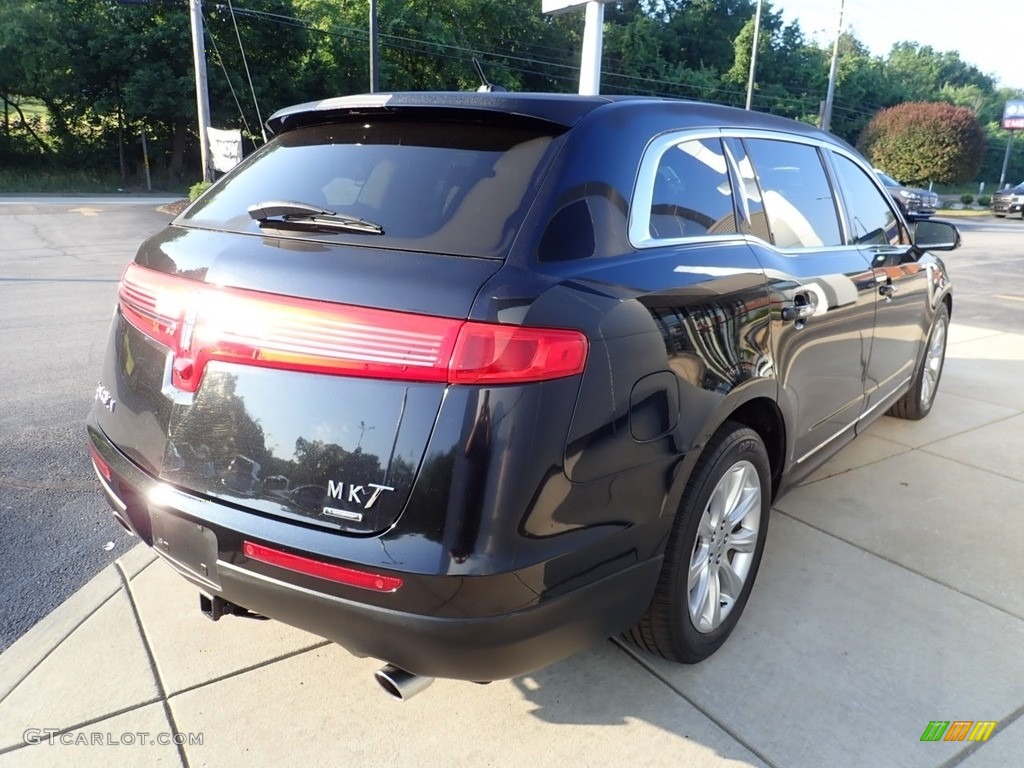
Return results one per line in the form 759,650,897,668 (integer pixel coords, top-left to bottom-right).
208,127,243,173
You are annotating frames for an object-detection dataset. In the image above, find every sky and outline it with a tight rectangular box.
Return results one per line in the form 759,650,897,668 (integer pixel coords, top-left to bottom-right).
770,1,1024,92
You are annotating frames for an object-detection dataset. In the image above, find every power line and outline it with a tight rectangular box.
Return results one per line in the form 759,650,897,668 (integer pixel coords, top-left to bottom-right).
178,1,1007,141
202,8,254,136
225,0,266,141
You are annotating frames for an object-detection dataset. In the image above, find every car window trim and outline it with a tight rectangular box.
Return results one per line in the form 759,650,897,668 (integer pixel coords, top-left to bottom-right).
629,128,878,256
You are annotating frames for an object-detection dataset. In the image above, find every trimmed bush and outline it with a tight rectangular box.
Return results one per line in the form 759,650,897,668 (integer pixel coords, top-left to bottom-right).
858,102,986,186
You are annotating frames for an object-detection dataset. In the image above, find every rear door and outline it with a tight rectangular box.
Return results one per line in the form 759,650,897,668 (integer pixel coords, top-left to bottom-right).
727,136,877,467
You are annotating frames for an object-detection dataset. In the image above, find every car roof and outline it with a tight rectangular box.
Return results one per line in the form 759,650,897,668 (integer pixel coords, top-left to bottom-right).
266,91,627,134
265,91,841,146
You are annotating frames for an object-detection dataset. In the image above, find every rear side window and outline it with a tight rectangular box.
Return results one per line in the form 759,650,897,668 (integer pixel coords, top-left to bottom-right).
182,121,557,258
744,138,842,249
648,138,738,239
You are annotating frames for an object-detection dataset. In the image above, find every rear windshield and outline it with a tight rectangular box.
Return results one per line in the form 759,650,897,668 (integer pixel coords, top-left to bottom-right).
181,120,559,258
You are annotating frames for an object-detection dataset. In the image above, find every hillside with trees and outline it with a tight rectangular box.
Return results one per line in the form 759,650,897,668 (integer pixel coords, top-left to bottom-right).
1,0,1021,190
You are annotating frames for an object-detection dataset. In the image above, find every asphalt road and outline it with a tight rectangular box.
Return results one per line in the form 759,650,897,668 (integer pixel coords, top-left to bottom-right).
936,215,1024,332
0,197,178,651
0,202,1021,653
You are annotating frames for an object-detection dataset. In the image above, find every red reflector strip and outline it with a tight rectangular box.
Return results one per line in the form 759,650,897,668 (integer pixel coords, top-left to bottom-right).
243,541,403,593
118,263,588,391
88,442,112,482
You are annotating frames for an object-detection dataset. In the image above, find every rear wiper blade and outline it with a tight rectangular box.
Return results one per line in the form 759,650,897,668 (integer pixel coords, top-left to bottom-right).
247,200,384,234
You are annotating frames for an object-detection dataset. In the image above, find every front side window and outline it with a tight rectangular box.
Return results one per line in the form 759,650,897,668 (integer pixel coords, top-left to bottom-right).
744,139,842,249
832,154,906,245
647,138,738,240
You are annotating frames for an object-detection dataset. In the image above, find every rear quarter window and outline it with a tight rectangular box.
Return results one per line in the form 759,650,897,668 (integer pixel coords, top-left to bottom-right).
648,138,738,239
628,135,739,248
182,121,558,258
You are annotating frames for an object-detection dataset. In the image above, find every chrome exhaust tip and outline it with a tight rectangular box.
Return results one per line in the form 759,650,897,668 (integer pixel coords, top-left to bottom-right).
374,664,434,701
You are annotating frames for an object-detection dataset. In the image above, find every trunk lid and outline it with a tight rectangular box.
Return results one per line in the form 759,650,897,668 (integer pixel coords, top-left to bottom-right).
93,109,575,534
95,229,504,535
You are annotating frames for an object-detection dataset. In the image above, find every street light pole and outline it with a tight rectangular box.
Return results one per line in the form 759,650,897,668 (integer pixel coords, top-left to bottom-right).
577,1,605,95
542,0,611,96
188,0,213,182
745,0,762,110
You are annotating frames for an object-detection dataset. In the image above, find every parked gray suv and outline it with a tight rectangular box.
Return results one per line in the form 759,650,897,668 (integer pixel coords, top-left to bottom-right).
874,170,939,219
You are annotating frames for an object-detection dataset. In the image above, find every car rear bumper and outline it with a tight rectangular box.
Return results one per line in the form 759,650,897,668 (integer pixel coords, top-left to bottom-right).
87,417,662,681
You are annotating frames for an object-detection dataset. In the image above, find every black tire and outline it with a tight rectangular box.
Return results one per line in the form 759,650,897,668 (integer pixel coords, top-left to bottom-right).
625,421,770,663
888,302,949,421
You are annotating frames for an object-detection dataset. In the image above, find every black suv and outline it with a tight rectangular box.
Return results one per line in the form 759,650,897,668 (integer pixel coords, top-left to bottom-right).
990,182,1024,218
87,92,956,697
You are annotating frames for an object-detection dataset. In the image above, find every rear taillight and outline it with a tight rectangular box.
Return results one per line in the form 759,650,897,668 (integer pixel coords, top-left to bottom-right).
118,263,587,393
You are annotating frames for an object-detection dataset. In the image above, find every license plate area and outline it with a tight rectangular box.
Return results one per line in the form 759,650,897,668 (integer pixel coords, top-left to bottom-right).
151,506,221,590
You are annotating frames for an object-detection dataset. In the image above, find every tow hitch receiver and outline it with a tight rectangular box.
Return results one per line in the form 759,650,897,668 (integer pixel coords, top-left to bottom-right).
200,593,267,621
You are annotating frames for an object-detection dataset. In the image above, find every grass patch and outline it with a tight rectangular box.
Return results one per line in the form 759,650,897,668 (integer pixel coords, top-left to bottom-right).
0,168,188,195
933,208,992,217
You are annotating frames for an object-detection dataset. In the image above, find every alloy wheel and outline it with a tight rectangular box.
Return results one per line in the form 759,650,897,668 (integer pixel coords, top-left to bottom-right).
687,460,762,634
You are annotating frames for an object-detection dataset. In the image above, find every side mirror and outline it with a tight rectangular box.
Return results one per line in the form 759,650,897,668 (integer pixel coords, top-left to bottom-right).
913,219,961,251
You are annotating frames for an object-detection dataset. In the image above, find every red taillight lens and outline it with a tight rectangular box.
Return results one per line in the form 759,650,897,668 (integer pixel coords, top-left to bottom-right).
118,263,587,392
243,541,402,592
450,323,588,384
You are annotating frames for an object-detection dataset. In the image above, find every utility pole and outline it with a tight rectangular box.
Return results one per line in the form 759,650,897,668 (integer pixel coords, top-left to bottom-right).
820,0,845,133
745,0,762,110
189,0,213,182
999,133,1015,189
369,0,379,92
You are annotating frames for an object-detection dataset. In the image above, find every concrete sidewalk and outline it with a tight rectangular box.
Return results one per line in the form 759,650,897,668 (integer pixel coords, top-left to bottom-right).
2,323,1023,768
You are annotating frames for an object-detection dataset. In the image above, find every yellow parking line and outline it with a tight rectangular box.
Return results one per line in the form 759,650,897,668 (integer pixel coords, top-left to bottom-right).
995,294,1024,303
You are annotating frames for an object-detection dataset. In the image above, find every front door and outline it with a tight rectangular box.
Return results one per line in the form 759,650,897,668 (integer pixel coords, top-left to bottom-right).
828,152,930,417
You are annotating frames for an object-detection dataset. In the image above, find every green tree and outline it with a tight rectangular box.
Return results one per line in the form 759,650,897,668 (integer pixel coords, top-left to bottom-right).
0,0,309,180
883,43,995,103
826,34,896,143
0,0,1013,188
661,0,761,76
858,101,987,185
724,10,825,118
